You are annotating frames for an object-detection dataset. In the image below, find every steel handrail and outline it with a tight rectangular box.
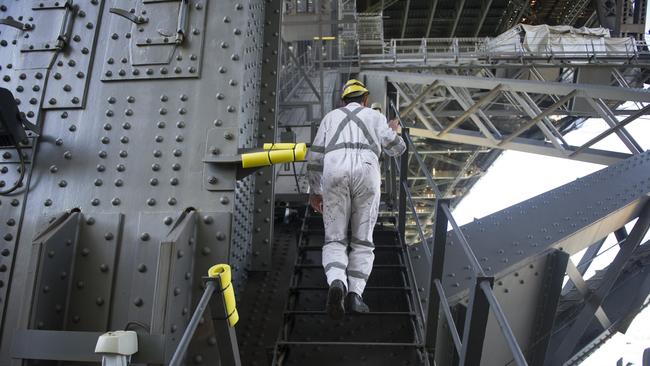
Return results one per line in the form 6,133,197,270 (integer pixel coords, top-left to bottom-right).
388,100,528,365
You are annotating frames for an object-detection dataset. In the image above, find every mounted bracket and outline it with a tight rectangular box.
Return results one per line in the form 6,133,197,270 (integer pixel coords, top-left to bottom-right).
108,7,148,25
0,17,33,31
202,128,264,191
21,0,76,52
135,0,189,46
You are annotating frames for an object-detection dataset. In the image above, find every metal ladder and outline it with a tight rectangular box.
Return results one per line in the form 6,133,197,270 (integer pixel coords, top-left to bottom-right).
272,211,428,366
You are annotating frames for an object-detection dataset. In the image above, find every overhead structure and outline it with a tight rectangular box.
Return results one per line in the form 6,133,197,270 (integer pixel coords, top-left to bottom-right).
0,0,649,365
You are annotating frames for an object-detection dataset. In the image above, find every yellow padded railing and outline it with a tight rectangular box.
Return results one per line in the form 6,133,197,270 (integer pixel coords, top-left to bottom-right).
241,142,307,168
207,264,239,327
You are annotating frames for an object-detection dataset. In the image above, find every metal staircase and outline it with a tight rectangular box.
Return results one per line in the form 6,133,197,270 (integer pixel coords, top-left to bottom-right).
272,213,427,365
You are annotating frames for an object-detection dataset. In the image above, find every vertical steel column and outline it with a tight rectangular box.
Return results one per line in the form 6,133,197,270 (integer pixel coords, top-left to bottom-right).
251,0,283,271
398,128,410,243
459,277,494,366
424,199,450,360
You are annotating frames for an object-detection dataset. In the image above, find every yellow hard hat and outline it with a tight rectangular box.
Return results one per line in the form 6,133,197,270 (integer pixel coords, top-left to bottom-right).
341,79,369,99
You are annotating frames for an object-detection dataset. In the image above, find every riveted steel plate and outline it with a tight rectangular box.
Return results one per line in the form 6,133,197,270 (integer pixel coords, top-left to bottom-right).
185,210,233,366
66,212,122,331
129,211,182,328
202,127,238,191
100,0,206,81
42,0,106,109
28,211,81,331
154,210,196,362
250,0,282,271
432,151,650,303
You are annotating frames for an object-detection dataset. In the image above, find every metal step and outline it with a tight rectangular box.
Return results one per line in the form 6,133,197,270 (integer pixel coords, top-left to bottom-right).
274,213,425,365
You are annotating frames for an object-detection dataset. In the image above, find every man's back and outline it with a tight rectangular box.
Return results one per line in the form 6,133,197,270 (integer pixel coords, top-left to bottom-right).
306,80,406,319
307,102,405,196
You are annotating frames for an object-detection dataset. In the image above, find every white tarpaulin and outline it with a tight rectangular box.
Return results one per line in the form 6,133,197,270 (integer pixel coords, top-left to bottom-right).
486,24,637,56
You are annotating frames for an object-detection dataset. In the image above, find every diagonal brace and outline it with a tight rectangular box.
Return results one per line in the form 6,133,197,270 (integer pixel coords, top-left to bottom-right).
439,84,503,136
400,81,440,119
549,201,650,365
570,104,650,158
499,90,577,146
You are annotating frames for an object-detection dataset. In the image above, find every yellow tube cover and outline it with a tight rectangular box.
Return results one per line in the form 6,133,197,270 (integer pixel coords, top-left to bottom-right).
208,264,239,327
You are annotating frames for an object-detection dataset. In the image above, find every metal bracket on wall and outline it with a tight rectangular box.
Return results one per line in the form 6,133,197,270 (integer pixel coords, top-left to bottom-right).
202,127,239,191
22,0,76,52
0,17,33,30
108,7,149,25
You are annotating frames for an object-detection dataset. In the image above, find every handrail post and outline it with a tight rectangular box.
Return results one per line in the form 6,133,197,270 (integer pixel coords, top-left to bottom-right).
424,199,451,361
397,128,410,243
459,277,494,366
169,274,241,366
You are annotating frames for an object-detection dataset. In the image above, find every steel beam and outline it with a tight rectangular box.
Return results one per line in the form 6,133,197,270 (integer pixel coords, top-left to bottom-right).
586,98,643,154
400,0,411,38
548,201,650,365
400,81,440,119
450,0,466,37
409,127,631,166
283,40,321,101
439,84,503,136
252,0,283,271
499,91,577,145
571,104,650,158
424,0,439,38
364,71,650,102
394,83,441,131
561,237,606,296
474,0,494,37
445,87,500,143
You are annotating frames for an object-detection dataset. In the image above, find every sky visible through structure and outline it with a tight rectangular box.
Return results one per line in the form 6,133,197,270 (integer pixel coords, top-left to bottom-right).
453,114,650,364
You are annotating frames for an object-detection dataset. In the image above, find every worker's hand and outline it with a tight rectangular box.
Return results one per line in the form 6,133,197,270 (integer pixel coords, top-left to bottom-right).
388,119,401,133
309,194,323,213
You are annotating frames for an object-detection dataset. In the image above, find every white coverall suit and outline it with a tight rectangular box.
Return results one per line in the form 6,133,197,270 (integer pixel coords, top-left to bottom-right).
307,102,406,296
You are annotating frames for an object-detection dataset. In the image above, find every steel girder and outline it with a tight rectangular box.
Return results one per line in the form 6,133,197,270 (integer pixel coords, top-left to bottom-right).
364,67,649,241
366,70,649,166
406,151,650,365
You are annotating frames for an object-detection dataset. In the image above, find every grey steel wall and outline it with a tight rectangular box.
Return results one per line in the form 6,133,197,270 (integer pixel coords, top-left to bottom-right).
0,0,273,364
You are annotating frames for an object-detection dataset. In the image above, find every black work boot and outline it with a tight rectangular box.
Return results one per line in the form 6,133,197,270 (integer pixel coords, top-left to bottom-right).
326,280,346,320
345,292,370,313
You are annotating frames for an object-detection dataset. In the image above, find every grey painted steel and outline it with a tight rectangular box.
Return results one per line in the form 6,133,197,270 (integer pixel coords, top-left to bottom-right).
528,250,570,366
561,238,605,295
405,151,650,365
408,127,631,166
553,239,650,365
170,277,241,366
548,201,650,365
251,0,282,271
365,71,650,102
11,330,165,363
0,0,270,364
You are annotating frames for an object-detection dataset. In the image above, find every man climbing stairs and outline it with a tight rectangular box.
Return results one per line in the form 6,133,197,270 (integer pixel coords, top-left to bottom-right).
272,212,428,365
